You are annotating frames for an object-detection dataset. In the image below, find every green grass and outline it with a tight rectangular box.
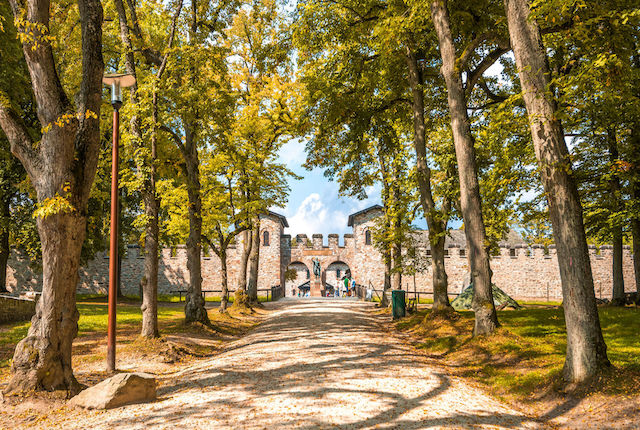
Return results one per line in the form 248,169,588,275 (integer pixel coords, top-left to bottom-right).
0,303,186,368
0,299,266,371
77,293,271,303
157,294,271,303
74,302,184,333
396,306,640,398
518,300,563,306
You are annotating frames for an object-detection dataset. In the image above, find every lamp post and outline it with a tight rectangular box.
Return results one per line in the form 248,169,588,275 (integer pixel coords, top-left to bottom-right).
102,73,135,372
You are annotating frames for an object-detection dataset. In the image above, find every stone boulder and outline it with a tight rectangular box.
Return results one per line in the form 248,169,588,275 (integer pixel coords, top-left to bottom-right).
69,372,156,409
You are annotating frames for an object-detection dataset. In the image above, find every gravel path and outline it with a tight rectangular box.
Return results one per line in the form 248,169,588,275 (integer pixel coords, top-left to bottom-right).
20,299,546,429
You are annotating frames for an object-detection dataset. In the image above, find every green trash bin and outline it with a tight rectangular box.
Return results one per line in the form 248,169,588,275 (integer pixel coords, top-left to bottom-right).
392,289,406,319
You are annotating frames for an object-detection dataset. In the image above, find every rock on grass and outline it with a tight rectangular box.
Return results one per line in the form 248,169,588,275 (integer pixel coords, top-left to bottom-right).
69,373,156,409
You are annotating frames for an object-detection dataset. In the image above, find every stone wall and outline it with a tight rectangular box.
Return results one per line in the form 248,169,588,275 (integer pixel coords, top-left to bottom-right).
408,245,637,301
0,296,36,324
6,213,286,297
4,207,637,302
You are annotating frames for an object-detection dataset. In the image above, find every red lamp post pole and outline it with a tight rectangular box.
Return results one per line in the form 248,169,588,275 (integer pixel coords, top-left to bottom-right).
107,105,120,373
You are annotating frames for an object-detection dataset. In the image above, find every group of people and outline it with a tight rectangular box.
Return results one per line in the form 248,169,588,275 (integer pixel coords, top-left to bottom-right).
330,276,356,297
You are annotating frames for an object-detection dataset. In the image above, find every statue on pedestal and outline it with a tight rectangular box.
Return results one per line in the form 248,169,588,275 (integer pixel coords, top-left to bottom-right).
312,258,321,279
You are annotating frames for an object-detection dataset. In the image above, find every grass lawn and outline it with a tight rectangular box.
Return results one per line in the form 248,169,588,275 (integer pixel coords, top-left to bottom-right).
395,305,640,401
77,293,272,303
0,298,267,382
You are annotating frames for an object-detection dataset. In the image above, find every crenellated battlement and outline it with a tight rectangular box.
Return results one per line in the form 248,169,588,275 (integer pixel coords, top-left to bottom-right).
4,205,636,301
280,233,358,250
99,239,632,261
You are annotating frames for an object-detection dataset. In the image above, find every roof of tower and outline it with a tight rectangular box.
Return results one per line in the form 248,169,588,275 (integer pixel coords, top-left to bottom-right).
262,210,289,227
347,205,384,227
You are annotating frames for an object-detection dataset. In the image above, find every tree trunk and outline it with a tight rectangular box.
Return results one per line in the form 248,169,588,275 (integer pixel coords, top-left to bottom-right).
606,129,625,305
633,182,640,298
391,243,402,290
390,170,402,291
247,218,261,303
504,0,610,383
629,125,640,299
234,229,252,306
5,214,84,394
0,196,9,293
141,188,159,336
430,234,451,311
633,217,640,298
183,127,209,325
219,249,229,312
114,0,159,337
0,0,103,394
430,0,498,335
381,251,392,307
405,46,452,312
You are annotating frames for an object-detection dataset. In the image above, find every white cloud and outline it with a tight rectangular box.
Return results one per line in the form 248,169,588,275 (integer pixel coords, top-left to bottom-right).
277,139,307,170
285,193,349,237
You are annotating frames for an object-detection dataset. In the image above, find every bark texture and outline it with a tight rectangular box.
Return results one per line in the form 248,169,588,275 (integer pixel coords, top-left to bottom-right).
234,229,252,306
247,218,261,303
114,0,159,338
430,0,498,335
0,195,9,293
381,254,391,308
633,186,640,297
0,0,103,394
390,164,403,292
183,126,209,325
630,125,640,298
633,217,640,297
405,46,452,312
8,215,85,393
606,129,625,305
504,0,610,382
219,249,229,312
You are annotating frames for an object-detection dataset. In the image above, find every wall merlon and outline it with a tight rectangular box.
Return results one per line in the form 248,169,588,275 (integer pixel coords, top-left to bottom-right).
343,234,354,249
328,234,339,247
312,234,323,249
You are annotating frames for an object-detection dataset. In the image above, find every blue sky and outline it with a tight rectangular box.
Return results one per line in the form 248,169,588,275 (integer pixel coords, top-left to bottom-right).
273,139,382,238
273,139,433,238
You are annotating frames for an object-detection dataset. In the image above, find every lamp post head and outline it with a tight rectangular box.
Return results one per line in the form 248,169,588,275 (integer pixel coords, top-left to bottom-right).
103,73,136,109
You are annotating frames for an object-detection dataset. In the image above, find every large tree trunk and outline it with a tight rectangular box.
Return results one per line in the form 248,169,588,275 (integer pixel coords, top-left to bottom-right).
381,251,392,307
0,0,103,394
5,214,84,394
114,0,158,337
114,0,162,336
430,0,498,335
633,185,640,297
633,217,640,297
247,218,261,303
405,46,452,313
630,125,640,298
141,189,159,336
430,234,450,311
183,128,209,325
0,196,9,293
390,168,403,292
391,243,402,291
234,229,252,306
504,0,610,383
606,129,625,305
219,249,229,312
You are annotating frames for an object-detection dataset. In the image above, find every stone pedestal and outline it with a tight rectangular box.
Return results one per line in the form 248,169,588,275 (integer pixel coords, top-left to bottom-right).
310,279,323,297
